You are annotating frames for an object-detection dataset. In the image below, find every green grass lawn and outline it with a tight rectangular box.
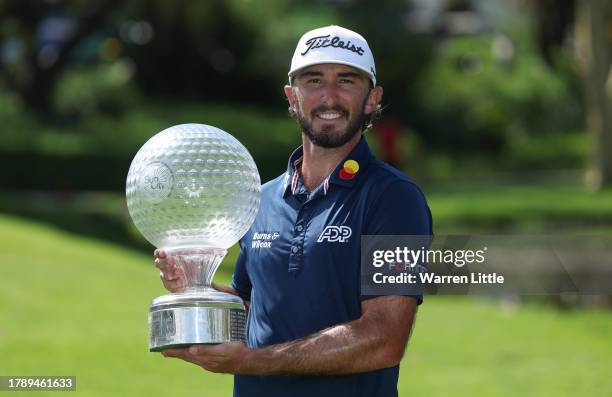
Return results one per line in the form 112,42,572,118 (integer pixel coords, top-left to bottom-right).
1,213,611,396
427,185,612,233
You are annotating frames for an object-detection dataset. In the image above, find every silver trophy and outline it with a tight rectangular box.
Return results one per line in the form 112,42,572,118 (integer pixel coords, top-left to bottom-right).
126,124,260,351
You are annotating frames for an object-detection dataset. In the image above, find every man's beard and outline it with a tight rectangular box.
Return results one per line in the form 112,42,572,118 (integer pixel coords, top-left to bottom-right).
294,100,367,149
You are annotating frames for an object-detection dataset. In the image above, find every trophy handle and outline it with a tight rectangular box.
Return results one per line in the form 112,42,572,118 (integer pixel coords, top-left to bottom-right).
166,248,227,292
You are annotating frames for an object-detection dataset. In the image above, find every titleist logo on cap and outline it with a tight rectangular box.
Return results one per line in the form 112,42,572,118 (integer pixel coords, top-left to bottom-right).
301,34,365,56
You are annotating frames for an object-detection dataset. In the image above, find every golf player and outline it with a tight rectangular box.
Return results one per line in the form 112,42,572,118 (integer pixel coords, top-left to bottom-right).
155,25,433,397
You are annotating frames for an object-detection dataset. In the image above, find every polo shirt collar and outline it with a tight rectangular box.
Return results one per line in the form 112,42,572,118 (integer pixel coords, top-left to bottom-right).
282,135,375,197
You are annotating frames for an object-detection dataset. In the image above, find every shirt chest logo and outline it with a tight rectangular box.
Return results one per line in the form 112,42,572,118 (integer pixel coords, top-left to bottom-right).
252,231,280,249
317,225,352,243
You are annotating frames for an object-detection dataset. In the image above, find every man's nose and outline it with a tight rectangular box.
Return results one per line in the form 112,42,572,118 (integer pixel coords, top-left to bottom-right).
319,83,340,106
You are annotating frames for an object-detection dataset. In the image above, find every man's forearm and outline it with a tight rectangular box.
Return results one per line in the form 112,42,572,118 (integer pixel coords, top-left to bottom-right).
211,282,238,296
162,296,416,376
239,311,405,376
212,283,250,312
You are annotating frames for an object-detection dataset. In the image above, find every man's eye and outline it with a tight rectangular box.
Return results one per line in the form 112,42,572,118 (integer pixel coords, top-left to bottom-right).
339,79,354,84
308,78,321,84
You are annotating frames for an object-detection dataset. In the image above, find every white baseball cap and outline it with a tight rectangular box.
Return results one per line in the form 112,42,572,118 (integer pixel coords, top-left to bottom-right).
288,25,377,86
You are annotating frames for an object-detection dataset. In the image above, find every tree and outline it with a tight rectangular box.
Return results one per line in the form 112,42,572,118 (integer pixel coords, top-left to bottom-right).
533,0,612,189
575,0,612,189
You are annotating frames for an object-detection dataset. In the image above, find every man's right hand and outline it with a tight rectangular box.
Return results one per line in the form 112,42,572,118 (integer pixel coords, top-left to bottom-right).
154,249,185,292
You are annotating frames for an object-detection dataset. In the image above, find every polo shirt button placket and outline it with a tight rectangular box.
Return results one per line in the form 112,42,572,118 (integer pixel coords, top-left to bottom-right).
288,205,310,275
288,243,302,275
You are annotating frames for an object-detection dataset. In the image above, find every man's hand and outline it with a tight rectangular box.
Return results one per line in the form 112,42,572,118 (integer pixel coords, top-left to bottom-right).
154,250,245,299
154,249,185,292
162,342,250,374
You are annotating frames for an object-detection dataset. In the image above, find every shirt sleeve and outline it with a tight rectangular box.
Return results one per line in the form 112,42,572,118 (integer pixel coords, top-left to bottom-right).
231,238,252,301
361,180,433,304
364,180,433,236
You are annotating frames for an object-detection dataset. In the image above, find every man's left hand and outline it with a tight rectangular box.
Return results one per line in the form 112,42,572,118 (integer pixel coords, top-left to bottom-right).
162,342,250,374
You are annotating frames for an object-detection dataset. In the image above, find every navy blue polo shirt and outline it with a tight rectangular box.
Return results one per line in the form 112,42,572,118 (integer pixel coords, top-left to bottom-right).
231,136,432,397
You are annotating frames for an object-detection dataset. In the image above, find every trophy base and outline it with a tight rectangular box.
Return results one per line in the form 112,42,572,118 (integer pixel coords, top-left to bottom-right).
148,290,246,352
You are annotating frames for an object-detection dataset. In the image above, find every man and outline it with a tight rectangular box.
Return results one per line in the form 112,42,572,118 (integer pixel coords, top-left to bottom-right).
155,25,433,396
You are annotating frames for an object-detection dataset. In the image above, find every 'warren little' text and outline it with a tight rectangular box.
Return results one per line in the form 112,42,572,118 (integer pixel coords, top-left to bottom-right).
373,272,505,284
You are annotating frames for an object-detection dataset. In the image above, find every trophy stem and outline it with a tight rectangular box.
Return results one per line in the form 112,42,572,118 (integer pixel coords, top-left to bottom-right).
148,247,247,351
166,247,227,290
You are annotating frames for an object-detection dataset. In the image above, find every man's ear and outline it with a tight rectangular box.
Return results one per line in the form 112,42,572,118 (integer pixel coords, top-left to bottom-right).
364,86,383,115
284,85,296,111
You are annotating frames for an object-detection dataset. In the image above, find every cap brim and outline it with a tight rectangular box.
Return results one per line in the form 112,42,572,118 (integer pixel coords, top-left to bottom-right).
288,60,376,86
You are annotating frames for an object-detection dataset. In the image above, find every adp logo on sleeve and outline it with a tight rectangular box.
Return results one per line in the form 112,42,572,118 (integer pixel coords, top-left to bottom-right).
317,225,352,243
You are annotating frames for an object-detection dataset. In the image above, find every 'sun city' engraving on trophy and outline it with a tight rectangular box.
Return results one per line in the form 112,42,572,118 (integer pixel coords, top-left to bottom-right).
141,161,174,203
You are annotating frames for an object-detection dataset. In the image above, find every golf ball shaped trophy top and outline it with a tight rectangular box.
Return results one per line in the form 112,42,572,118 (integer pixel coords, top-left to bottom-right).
126,124,260,351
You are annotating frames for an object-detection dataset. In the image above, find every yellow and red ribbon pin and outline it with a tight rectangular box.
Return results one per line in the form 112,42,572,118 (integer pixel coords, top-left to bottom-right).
339,159,359,180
